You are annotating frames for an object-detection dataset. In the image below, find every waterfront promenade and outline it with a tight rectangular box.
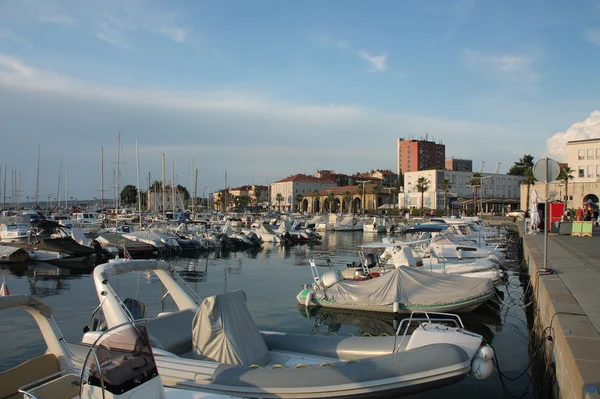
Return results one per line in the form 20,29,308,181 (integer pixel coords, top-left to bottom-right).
523,232,600,399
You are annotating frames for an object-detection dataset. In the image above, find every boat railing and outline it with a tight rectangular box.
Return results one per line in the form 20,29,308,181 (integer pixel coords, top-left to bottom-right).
169,268,203,305
394,311,465,352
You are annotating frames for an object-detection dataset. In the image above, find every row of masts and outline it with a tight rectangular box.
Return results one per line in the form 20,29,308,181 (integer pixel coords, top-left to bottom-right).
1,134,211,214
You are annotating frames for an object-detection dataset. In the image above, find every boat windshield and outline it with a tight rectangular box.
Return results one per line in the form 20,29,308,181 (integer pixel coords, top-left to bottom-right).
83,321,158,395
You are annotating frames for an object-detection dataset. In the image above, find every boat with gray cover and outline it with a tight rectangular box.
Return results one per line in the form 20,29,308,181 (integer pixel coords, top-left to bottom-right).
72,259,496,398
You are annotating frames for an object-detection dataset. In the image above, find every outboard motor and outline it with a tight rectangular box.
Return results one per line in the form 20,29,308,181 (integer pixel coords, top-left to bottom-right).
363,253,378,268
122,298,147,320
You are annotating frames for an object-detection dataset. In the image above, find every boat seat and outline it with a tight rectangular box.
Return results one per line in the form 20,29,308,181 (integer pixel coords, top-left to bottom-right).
145,309,195,355
0,353,59,399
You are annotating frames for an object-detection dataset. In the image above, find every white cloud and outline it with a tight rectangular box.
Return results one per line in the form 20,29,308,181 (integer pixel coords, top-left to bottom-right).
309,34,389,73
40,14,77,26
158,27,187,43
359,51,387,72
584,27,600,46
547,111,600,161
463,48,540,85
0,28,28,44
0,54,528,197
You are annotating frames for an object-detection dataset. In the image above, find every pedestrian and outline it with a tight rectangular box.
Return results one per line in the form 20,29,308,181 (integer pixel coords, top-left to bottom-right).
576,207,583,221
584,208,592,221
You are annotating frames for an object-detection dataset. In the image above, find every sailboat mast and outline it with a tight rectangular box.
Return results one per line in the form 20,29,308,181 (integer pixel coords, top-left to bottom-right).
49,174,52,213
56,156,63,208
194,168,198,216
224,170,228,213
191,157,194,213
171,159,175,215
65,167,68,209
115,132,120,228
136,137,142,229
35,145,40,206
161,153,165,218
101,147,105,212
17,172,20,211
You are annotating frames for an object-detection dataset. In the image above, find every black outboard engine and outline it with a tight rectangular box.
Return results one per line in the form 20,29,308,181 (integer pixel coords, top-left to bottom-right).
363,253,378,268
122,298,147,320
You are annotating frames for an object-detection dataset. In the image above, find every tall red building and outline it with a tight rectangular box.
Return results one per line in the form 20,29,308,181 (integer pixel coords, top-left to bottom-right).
397,137,445,174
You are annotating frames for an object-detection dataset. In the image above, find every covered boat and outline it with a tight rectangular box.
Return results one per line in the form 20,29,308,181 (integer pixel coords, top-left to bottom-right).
0,245,29,263
75,259,496,398
298,265,494,313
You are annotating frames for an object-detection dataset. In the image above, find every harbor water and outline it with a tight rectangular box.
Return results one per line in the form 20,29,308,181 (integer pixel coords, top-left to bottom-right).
0,230,533,397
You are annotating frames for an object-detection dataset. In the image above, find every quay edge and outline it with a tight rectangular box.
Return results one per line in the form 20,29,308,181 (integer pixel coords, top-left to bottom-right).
522,227,600,399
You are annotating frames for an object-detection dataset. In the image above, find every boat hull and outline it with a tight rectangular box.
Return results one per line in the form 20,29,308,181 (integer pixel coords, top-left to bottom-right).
297,289,491,314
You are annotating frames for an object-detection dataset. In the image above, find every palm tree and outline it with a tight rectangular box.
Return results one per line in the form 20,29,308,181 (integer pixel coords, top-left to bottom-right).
312,190,321,213
343,191,352,214
558,166,574,204
275,193,284,212
415,177,430,215
372,184,382,210
508,154,535,213
469,173,482,216
440,178,452,215
327,192,336,213
253,187,262,206
295,193,304,212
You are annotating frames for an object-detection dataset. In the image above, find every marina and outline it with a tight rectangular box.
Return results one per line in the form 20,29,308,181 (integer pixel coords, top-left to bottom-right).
0,223,536,398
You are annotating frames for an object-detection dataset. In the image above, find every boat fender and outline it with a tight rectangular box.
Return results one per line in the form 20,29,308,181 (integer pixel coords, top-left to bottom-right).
320,362,335,367
393,302,400,313
470,357,493,380
457,248,463,260
304,291,312,307
471,345,495,380
57,252,64,259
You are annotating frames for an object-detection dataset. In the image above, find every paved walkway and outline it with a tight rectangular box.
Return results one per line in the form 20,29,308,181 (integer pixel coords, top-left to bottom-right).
523,233,600,398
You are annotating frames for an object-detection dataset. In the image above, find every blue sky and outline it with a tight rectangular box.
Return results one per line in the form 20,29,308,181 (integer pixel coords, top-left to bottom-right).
1,0,600,201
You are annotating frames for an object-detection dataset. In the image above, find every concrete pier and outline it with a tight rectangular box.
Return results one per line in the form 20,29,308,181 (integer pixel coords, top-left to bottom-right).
523,234,600,399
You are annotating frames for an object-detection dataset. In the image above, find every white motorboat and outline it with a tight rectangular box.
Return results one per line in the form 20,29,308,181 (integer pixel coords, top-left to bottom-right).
333,216,364,231
76,259,496,398
0,294,213,399
72,212,103,233
0,223,30,243
362,216,388,233
299,256,495,314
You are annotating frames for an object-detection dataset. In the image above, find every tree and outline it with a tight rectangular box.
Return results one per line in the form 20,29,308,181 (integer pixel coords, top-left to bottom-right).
558,166,574,203
295,194,304,212
312,190,321,213
238,195,251,210
343,191,352,214
415,177,430,214
469,172,482,216
253,187,262,206
440,178,452,215
176,185,190,201
372,184,382,210
508,154,535,176
275,193,284,212
150,180,162,191
327,192,336,213
120,185,138,206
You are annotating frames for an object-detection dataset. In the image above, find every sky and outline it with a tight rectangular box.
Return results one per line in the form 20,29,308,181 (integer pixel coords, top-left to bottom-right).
1,0,600,202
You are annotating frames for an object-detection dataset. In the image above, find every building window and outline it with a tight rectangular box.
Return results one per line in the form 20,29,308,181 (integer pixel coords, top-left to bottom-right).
588,165,594,177
588,149,595,159
579,167,585,178
597,149,600,159
597,165,600,177
579,150,585,160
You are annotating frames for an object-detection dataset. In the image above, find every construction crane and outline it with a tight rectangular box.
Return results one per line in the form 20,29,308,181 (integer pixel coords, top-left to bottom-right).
494,162,501,174
478,161,485,173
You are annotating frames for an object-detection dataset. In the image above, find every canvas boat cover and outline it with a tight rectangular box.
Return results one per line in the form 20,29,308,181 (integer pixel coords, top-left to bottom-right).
192,290,270,366
313,266,493,308
0,245,24,257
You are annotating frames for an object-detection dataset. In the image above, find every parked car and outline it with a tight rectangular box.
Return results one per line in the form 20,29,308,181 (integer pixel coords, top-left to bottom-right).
506,209,525,217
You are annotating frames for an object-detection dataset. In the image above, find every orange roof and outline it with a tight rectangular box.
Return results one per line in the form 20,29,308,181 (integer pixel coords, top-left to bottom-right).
275,174,336,184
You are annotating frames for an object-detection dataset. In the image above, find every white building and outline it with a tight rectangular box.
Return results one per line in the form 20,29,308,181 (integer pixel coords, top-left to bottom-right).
567,138,600,182
270,174,337,211
401,170,524,210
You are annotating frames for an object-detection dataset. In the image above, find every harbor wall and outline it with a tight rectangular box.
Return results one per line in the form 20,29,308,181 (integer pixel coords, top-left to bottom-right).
523,235,600,399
